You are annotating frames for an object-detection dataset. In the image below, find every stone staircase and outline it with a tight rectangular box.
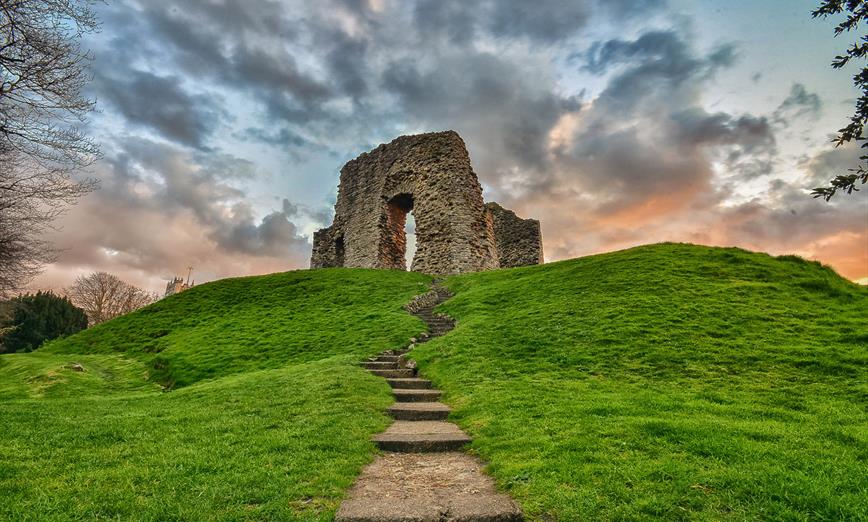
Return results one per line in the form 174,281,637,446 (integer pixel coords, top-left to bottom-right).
335,285,522,522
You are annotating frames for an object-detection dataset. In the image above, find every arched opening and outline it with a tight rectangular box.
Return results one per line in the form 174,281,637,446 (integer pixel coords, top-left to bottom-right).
381,193,414,270
334,234,345,266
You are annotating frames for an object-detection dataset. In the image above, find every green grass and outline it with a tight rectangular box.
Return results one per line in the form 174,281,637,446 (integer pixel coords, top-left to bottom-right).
43,269,431,389
3,244,866,520
411,243,868,521
0,268,429,521
0,352,157,399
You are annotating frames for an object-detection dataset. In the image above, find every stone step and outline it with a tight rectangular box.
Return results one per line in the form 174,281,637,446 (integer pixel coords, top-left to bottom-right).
368,369,414,378
389,402,451,421
386,378,432,389
393,389,442,402
335,452,522,521
374,354,400,362
426,324,454,331
362,361,398,370
372,421,471,452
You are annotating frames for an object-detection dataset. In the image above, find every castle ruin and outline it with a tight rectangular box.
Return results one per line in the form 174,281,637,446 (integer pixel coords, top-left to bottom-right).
311,131,543,274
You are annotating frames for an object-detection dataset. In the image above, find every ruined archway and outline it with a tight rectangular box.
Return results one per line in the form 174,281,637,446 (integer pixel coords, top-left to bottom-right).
311,131,543,274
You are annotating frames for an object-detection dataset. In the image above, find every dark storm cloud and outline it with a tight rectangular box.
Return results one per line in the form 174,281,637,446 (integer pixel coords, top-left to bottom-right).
801,143,864,186
774,83,822,122
412,0,666,45
412,0,478,45
93,0,663,174
94,68,226,149
238,127,310,148
669,110,774,153
486,0,592,43
103,1,330,128
545,29,776,211
216,201,309,258
586,31,737,115
584,30,694,74
323,31,370,100
381,51,579,181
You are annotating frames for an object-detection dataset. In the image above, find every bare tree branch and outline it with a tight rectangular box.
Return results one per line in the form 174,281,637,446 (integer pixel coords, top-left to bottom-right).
66,272,158,325
0,0,101,297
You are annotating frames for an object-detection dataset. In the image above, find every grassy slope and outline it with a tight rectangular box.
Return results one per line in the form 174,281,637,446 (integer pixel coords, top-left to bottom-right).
412,243,868,521
43,269,430,388
0,268,429,521
3,244,865,521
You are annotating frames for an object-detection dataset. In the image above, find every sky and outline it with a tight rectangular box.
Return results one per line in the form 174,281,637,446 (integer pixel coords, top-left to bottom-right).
30,0,868,293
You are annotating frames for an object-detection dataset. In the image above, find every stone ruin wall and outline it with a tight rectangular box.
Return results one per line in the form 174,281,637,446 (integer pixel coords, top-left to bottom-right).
485,202,544,268
311,131,543,275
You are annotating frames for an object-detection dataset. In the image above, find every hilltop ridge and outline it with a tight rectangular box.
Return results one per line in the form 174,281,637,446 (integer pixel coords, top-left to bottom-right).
1,243,865,520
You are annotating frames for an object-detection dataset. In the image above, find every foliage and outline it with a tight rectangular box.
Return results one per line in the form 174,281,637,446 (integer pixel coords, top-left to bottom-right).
0,0,101,296
1,291,87,352
811,0,868,200
66,271,158,325
411,243,868,520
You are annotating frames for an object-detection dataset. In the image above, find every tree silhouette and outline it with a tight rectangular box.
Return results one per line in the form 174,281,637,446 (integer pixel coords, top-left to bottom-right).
1,291,87,352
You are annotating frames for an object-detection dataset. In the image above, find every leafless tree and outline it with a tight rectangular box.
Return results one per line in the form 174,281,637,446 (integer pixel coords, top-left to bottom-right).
66,271,157,325
0,1,101,297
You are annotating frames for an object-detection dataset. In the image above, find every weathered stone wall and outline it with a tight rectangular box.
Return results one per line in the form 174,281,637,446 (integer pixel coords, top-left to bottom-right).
311,131,542,274
485,202,544,268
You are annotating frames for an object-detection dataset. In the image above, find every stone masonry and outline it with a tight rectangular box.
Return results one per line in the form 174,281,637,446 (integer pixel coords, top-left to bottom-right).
311,131,542,274
485,202,544,268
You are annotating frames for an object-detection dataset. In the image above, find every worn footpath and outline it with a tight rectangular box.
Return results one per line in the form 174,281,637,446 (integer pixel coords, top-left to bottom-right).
335,284,522,521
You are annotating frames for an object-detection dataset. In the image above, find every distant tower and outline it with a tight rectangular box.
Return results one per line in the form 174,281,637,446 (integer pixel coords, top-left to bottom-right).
164,267,194,297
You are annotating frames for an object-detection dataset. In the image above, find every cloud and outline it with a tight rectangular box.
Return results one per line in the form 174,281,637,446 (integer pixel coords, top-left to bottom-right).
28,0,866,295
486,0,592,43
37,138,311,292
539,30,775,213
93,68,227,150
412,0,666,45
802,143,864,186
774,83,822,123
506,29,864,279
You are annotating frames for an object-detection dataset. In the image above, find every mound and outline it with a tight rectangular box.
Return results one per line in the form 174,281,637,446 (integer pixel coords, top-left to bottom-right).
0,268,430,520
2,243,865,520
411,243,867,520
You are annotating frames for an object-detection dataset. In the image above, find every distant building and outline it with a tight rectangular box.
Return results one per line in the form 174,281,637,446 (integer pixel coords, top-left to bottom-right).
164,267,194,297
164,277,191,297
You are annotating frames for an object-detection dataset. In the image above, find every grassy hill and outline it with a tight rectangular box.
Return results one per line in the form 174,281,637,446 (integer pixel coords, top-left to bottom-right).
412,243,868,520
0,269,430,520
1,243,865,520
